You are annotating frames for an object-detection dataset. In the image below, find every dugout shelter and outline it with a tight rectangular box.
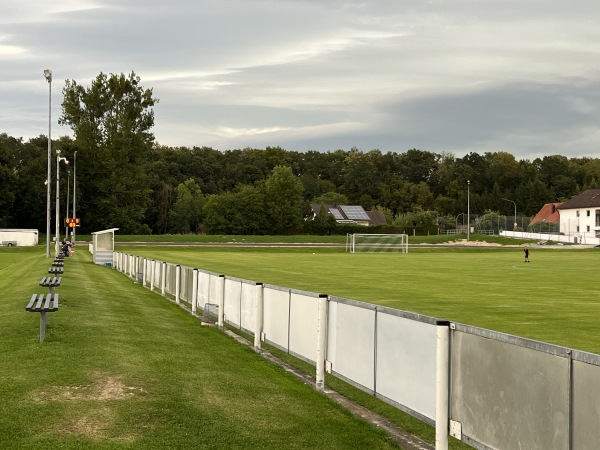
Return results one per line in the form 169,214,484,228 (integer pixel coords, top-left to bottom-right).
90,228,119,266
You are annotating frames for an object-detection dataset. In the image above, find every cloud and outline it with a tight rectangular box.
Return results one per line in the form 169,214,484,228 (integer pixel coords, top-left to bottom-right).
3,0,600,159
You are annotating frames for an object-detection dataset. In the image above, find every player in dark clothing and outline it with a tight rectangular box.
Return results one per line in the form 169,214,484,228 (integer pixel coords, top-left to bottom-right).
524,246,530,263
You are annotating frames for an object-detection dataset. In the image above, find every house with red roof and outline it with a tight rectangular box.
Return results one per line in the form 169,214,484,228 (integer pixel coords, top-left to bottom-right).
557,189,600,242
529,202,561,229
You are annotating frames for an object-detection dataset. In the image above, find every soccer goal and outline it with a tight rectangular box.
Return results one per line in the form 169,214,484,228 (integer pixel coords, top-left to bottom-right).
346,233,409,253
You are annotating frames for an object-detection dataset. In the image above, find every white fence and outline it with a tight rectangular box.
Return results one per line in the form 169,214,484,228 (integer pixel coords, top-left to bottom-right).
113,251,600,450
501,230,600,246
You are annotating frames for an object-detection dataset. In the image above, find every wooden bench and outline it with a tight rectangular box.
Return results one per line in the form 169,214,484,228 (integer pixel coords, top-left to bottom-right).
26,293,59,342
48,267,63,275
39,276,62,295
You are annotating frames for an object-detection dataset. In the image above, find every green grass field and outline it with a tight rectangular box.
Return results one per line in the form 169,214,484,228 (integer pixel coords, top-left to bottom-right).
118,244,600,354
4,241,599,449
0,247,401,449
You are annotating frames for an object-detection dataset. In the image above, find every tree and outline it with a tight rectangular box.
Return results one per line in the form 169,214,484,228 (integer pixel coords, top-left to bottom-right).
341,148,379,203
203,185,269,234
59,72,158,233
0,134,18,227
169,179,204,233
398,149,439,183
265,166,305,234
312,192,349,206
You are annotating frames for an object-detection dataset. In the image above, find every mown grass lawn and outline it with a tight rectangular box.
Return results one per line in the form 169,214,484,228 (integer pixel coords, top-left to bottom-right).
118,245,600,354
0,247,400,449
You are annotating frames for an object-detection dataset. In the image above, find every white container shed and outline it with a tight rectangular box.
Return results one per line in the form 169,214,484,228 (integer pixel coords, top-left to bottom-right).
0,229,39,246
90,228,119,266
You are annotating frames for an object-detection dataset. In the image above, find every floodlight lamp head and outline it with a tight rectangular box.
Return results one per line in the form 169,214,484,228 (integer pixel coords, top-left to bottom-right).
43,69,52,82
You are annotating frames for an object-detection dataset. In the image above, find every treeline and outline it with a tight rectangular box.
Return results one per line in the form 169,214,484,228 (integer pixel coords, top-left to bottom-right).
1,71,598,236
2,132,600,235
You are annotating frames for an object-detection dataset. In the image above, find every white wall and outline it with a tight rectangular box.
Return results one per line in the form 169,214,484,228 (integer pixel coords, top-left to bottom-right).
501,230,600,246
0,229,38,246
559,207,600,243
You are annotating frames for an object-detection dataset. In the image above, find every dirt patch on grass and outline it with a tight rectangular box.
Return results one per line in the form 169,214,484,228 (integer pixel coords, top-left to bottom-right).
58,406,136,442
32,372,146,403
32,373,144,442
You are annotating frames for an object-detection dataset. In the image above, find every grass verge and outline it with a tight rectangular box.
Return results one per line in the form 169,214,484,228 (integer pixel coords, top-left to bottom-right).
0,247,401,449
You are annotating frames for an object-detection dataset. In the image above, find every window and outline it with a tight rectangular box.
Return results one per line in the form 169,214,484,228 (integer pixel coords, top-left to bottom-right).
587,210,591,217
587,225,591,232
576,210,580,217
577,225,580,232
596,210,600,227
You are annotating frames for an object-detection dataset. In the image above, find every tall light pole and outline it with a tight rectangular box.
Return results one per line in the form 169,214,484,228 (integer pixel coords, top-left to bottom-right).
502,198,517,231
55,152,69,256
65,170,71,239
44,69,52,258
467,180,471,241
72,151,77,245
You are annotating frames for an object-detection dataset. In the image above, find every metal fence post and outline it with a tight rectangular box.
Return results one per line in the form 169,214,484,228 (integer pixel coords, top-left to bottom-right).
175,265,181,304
192,269,198,314
218,275,225,328
254,283,264,349
436,320,450,450
316,294,328,390
142,258,147,287
161,262,166,296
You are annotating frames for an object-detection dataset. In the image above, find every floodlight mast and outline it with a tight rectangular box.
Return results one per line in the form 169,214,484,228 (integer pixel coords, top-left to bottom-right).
73,151,77,245
55,152,69,256
467,180,471,241
44,69,52,258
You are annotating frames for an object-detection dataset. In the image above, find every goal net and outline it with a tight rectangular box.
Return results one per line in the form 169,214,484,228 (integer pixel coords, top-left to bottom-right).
346,233,408,253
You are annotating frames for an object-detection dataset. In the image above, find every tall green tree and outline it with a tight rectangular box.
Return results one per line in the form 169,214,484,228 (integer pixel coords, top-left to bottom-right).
169,178,204,233
59,72,158,233
312,192,349,206
0,133,19,227
265,165,305,234
203,185,268,234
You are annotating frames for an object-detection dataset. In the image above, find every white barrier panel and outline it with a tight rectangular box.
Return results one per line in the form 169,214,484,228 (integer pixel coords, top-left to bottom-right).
263,285,290,350
153,260,162,292
573,353,600,447
165,264,174,295
177,266,188,303
240,281,257,334
327,298,376,392
376,310,437,421
197,271,211,309
289,290,320,364
208,274,223,306
451,329,569,450
224,278,242,327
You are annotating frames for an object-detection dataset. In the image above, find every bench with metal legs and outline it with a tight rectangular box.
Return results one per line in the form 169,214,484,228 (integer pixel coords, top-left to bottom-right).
26,294,59,342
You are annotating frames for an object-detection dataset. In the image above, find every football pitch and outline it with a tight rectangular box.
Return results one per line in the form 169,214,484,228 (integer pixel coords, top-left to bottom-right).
119,245,600,354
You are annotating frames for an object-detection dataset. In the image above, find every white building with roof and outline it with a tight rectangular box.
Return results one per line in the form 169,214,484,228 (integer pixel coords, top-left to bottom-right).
557,189,600,243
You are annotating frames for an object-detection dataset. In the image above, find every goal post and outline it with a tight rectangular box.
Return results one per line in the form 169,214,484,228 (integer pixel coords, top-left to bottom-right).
346,233,409,253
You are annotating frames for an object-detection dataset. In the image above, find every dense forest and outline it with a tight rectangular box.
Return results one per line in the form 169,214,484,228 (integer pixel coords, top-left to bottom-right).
2,72,599,235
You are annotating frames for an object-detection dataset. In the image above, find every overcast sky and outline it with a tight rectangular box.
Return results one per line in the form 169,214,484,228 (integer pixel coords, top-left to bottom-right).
3,0,600,159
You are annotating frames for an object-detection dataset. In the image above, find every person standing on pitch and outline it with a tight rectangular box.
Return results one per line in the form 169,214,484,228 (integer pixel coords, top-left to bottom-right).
524,246,530,263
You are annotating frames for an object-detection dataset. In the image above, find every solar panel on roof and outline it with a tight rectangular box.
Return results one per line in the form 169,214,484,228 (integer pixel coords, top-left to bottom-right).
329,207,344,220
339,205,370,221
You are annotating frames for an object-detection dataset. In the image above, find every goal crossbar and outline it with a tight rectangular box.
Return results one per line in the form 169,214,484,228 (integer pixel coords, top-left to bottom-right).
346,233,408,253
